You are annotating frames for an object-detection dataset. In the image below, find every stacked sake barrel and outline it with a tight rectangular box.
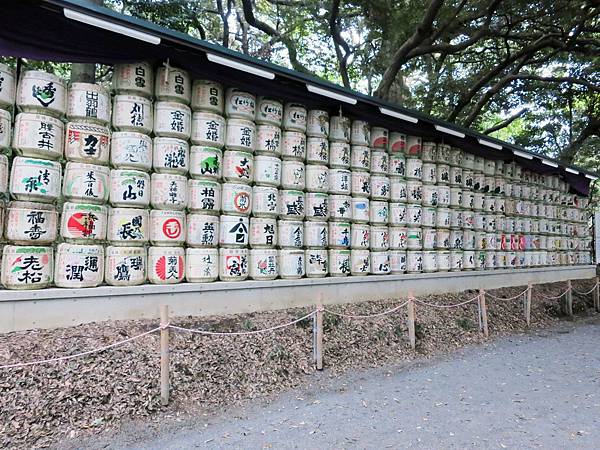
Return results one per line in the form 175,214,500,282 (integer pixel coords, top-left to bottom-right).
2,69,64,289
0,64,15,277
109,61,154,286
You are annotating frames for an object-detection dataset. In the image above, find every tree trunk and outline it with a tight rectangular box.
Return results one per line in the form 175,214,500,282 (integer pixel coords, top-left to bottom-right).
70,0,103,83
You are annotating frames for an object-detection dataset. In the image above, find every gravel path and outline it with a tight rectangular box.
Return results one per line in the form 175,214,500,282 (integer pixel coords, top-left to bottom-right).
82,318,600,449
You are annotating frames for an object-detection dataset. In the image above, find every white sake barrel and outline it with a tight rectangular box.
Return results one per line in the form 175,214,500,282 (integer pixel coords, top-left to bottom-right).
371,150,389,174
450,250,463,271
449,229,464,249
190,111,225,148
473,156,485,173
351,223,370,249
329,115,350,142
248,248,278,280
351,197,369,224
435,207,452,228
186,213,219,248
494,176,505,196
249,217,277,248
189,146,222,180
406,180,422,204
435,144,451,163
370,251,390,274
422,250,437,272
483,159,495,176
107,207,149,245
463,250,475,269
185,247,219,282
223,150,253,183
388,132,406,154
390,250,407,274
462,152,475,170
6,201,58,244
390,177,408,203
461,190,475,210
329,169,351,195
437,250,451,272
109,169,150,207
389,202,407,226
495,197,506,215
406,204,422,226
449,147,462,167
330,142,351,168
473,173,484,192
462,169,474,190
0,63,16,109
405,158,422,180
281,131,306,161
112,95,153,134
306,192,329,221
187,179,221,214
473,192,485,211
485,251,497,269
306,110,329,137
65,121,111,164
422,227,436,250
252,155,281,187
17,71,66,117
329,249,351,276
349,146,370,172
191,79,224,114
10,157,61,203
422,163,437,184
389,154,406,178
422,206,436,227
151,173,187,210
152,102,193,141
306,249,328,277
110,132,152,171
370,225,389,251
449,166,462,187
447,207,463,228
371,175,391,201
306,137,329,164
449,187,462,209
1,245,53,289
252,185,278,218
351,120,370,146
283,103,307,132
54,243,104,288
422,184,438,207
112,62,153,97
351,171,370,198
483,176,495,194
350,249,370,275
406,250,423,273
329,222,351,248
281,160,305,190
62,162,110,204
370,200,389,224
475,251,486,270
278,219,304,248
483,195,495,213
407,227,422,250
225,118,255,152
255,124,282,156
279,190,305,219
405,136,422,158
370,127,388,149
0,109,10,150
12,113,64,160
305,221,328,248
225,88,255,120
148,246,185,284
155,66,191,104
494,159,504,175
421,142,436,162
105,246,147,286
390,226,408,250
329,194,352,221
150,209,186,245
436,164,450,185
218,247,249,280
305,165,328,193
475,231,487,250
61,202,107,242
436,229,450,249
67,83,111,124
220,182,252,216
219,215,249,247
474,212,485,231
278,249,305,279
255,97,283,126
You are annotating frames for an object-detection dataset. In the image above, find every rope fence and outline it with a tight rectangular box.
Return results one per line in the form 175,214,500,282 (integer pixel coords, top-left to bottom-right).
1,276,599,405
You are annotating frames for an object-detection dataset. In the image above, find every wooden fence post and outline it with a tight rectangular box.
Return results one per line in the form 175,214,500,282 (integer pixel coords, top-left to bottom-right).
479,289,488,338
525,283,532,326
313,302,324,370
407,294,416,350
594,277,600,312
160,304,170,406
566,280,573,317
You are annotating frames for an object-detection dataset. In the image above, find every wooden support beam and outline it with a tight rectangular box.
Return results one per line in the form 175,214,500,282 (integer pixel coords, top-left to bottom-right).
407,295,416,350
160,304,170,406
479,289,488,338
314,303,324,370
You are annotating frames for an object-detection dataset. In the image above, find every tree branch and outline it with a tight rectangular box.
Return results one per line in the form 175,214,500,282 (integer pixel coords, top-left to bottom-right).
329,0,351,87
484,108,528,134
